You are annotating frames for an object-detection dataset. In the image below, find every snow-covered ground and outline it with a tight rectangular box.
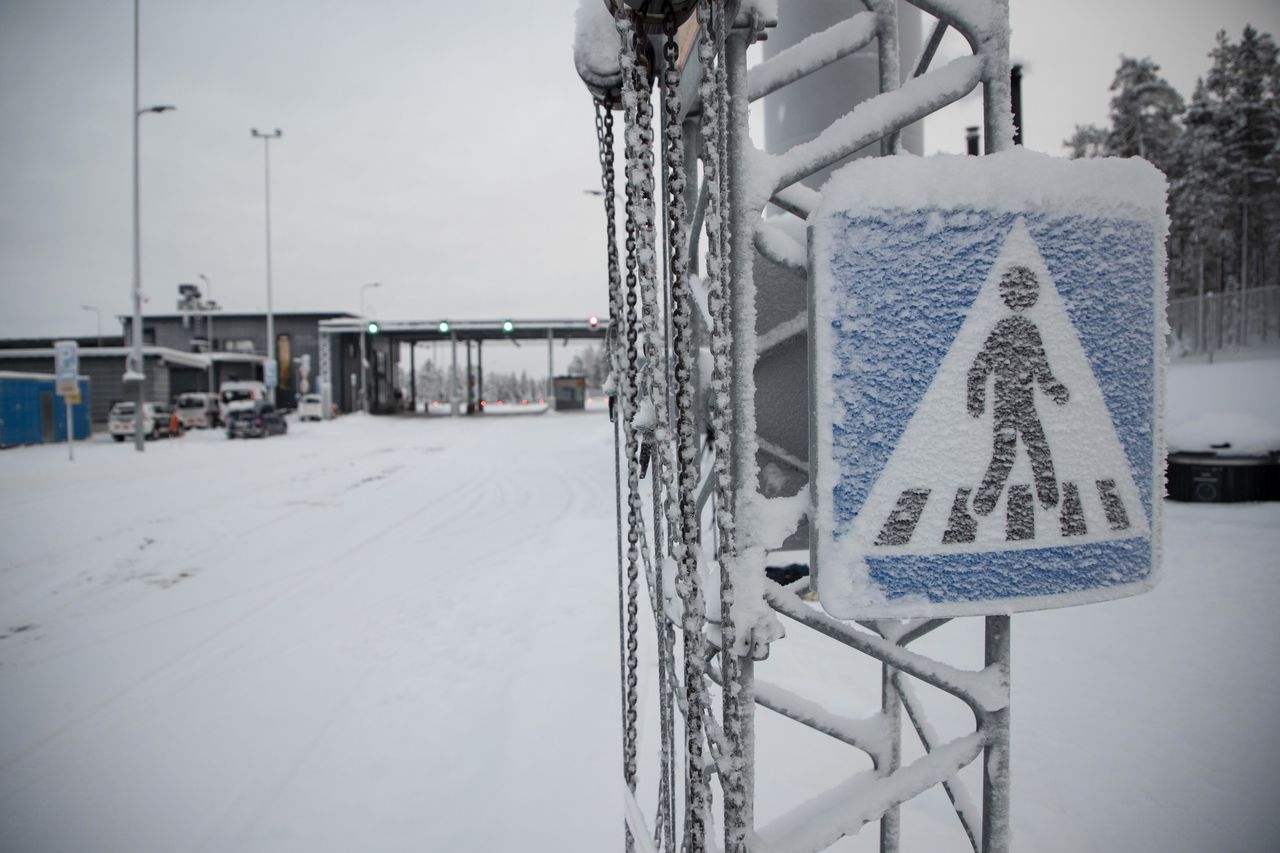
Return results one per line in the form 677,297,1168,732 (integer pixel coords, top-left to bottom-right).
1,357,1277,852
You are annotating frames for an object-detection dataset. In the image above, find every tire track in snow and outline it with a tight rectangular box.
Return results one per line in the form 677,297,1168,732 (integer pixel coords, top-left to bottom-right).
0,443,499,783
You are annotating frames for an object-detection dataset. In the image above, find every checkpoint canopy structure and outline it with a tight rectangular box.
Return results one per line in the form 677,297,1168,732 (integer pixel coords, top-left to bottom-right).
809,149,1168,619
316,318,608,416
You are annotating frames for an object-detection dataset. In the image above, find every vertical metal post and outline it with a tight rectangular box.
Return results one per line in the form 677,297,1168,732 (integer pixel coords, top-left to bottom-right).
199,274,215,395
547,328,554,403
359,328,369,413
450,332,458,416
1009,64,1023,146
410,342,417,412
477,339,484,409
251,128,283,384
66,396,74,461
1239,201,1248,347
130,0,145,452
724,25,756,851
319,331,332,419
981,0,1013,155
880,660,902,853
1198,246,1206,353
979,26,1015,844
982,615,1011,853
465,339,473,414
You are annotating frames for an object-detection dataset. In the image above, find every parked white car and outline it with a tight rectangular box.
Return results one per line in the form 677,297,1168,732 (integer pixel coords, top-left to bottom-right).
176,392,217,428
108,402,178,441
297,393,324,421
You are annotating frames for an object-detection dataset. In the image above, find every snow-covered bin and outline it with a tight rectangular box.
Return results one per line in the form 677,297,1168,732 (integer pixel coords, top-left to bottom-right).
808,149,1168,618
1166,451,1279,502
1166,413,1279,502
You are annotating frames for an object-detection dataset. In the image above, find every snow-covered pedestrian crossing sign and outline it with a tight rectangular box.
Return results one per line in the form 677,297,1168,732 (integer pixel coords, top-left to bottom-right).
808,150,1168,618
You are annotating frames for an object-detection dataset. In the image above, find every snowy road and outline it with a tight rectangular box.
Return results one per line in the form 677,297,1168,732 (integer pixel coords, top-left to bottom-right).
0,412,623,852
1,368,1278,852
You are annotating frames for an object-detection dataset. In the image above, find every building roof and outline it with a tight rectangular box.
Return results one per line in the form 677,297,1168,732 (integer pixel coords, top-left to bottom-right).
317,317,609,341
0,346,264,370
119,310,357,323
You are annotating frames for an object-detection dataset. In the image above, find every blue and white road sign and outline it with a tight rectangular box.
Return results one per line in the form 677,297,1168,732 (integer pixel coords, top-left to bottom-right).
809,150,1168,618
54,340,79,397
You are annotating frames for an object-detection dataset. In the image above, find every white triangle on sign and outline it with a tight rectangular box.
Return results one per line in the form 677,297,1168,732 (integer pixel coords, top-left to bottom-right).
844,219,1148,561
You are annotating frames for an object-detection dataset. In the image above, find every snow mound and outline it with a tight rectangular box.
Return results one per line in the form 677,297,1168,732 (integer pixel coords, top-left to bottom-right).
1168,412,1280,456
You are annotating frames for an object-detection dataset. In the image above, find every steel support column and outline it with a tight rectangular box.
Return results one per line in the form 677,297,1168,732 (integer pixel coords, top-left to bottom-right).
982,615,1011,853
450,332,458,416
319,331,332,419
547,328,554,404
725,24,756,850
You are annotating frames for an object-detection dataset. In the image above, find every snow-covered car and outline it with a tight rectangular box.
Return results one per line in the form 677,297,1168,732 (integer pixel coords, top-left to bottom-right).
109,402,179,441
226,404,288,439
297,393,324,421
218,380,270,424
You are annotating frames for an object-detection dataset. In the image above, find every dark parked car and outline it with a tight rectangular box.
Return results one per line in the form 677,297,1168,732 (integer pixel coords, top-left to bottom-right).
226,404,288,439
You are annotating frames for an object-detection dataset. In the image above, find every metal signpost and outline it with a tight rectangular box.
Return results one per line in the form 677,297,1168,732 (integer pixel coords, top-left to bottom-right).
577,3,1166,851
54,340,78,461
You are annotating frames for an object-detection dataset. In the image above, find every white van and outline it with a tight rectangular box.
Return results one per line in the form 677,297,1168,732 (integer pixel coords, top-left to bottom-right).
176,392,217,428
218,381,270,424
297,393,324,421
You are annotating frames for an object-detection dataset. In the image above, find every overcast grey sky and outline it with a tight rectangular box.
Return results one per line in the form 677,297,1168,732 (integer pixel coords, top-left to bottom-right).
1,0,1277,348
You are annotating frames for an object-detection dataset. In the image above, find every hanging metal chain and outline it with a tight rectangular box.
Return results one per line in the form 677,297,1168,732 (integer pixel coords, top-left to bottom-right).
596,101,623,415
614,13,647,852
595,95,636,843
654,9,717,853
694,1,749,847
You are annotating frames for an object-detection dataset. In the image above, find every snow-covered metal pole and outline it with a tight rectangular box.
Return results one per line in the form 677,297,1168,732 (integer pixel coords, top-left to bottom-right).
724,15,756,850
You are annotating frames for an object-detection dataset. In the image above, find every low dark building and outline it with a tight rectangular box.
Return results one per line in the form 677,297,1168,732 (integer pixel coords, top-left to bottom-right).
120,310,355,409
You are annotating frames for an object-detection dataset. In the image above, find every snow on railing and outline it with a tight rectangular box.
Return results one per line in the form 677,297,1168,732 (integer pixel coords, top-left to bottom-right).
747,13,880,102
755,731,987,853
761,55,985,200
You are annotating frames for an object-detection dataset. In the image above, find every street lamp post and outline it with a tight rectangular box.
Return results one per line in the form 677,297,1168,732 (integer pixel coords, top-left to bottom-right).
129,0,174,452
359,282,380,414
251,127,282,400
81,305,102,348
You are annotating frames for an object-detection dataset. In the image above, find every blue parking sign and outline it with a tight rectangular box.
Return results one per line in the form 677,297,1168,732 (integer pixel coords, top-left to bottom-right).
809,151,1167,618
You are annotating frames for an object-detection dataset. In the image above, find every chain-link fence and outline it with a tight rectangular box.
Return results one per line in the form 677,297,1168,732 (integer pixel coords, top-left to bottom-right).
1168,285,1280,354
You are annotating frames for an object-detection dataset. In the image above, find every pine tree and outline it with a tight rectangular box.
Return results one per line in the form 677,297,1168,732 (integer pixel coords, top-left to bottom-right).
1168,27,1280,302
1104,56,1185,175
1063,124,1108,158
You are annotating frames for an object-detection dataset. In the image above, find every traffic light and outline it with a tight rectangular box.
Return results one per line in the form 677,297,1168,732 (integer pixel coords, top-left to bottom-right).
438,321,450,334
502,320,514,334
367,321,379,334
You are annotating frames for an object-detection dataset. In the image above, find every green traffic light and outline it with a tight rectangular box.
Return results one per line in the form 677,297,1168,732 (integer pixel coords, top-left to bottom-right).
438,321,450,333
502,321,514,333
367,321,379,334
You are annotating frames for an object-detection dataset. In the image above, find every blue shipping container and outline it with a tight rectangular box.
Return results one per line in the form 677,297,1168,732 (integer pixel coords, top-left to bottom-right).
0,372,91,448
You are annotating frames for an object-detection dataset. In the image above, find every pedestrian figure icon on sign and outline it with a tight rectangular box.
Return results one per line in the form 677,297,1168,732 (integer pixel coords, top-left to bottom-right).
967,265,1070,516
810,147,1167,619
852,218,1149,558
